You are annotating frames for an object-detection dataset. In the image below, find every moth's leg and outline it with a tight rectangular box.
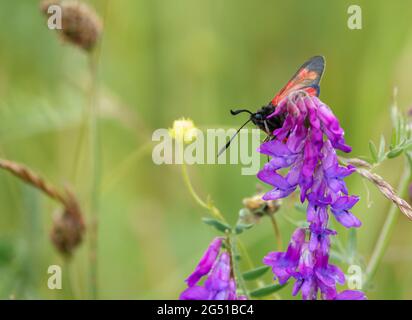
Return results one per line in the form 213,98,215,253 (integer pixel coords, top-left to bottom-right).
261,134,272,163
263,120,271,136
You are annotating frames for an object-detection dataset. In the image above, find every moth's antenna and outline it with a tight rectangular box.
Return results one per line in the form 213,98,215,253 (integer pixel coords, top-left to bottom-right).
217,118,252,157
230,109,253,116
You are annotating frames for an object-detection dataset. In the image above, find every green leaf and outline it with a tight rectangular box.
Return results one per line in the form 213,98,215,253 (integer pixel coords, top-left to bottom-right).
401,140,412,150
387,148,403,159
202,218,231,233
235,223,254,234
0,239,14,266
378,135,386,162
369,140,378,163
399,117,407,144
249,283,287,298
242,266,270,281
405,151,412,170
390,129,398,150
390,102,399,128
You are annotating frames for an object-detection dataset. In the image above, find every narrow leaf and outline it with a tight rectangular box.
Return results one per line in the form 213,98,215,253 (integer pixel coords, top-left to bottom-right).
0,239,14,266
378,135,386,162
387,148,403,159
235,223,254,234
405,151,412,170
249,283,287,298
202,218,231,233
369,141,378,163
242,266,270,281
390,129,397,150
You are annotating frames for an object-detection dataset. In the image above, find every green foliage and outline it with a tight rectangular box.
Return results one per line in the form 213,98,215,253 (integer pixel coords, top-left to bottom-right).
242,266,270,281
0,239,14,267
369,103,412,164
249,283,288,298
234,223,254,234
202,218,232,233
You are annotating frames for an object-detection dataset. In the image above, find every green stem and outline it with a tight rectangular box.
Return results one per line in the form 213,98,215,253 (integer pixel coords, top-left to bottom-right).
237,237,269,293
180,162,257,296
365,163,410,285
268,214,282,251
71,106,88,182
237,239,254,270
181,162,226,223
62,258,75,299
86,0,110,300
229,234,249,299
101,141,153,194
88,53,100,300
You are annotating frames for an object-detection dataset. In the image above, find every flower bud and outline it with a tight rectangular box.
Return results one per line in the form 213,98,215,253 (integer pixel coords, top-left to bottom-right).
242,194,281,215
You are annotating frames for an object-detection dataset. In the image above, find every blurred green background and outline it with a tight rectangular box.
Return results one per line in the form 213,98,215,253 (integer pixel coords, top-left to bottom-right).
0,0,412,299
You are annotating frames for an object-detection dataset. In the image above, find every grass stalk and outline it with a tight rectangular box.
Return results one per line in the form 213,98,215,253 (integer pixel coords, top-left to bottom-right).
365,163,410,285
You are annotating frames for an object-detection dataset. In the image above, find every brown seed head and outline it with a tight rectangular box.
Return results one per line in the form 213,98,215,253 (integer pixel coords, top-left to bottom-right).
50,189,86,256
40,0,103,51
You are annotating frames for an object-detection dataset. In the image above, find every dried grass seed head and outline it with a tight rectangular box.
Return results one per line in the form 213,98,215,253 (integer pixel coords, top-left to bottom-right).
41,0,103,51
50,190,85,256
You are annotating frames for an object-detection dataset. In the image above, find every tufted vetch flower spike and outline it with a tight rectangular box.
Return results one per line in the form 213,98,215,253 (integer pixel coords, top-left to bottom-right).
180,237,246,300
259,94,365,300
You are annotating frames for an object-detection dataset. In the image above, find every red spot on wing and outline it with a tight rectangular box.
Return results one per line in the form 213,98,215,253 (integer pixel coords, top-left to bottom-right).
270,56,325,107
271,69,319,105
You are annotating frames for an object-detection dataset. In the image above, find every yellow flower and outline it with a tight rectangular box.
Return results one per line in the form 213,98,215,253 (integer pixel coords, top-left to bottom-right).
169,118,198,143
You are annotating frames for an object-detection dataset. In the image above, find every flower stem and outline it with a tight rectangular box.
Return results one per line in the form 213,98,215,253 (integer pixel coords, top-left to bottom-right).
102,141,153,194
181,162,226,223
87,52,100,301
268,214,282,251
229,233,249,299
237,239,254,270
62,258,75,298
365,163,410,285
85,0,110,300
180,162,258,296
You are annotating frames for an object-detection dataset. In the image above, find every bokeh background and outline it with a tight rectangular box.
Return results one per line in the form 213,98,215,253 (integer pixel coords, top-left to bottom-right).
0,0,412,299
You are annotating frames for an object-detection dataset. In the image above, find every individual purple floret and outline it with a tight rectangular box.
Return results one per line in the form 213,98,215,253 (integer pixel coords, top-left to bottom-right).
180,237,246,300
185,237,222,287
259,94,366,300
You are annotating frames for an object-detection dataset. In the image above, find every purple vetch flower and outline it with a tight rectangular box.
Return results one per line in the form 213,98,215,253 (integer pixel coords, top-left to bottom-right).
180,238,246,300
185,237,222,287
263,228,306,285
331,195,361,228
334,290,367,300
259,94,365,300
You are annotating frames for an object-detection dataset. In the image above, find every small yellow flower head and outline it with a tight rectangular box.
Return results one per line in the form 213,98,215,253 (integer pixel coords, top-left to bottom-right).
169,118,198,143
